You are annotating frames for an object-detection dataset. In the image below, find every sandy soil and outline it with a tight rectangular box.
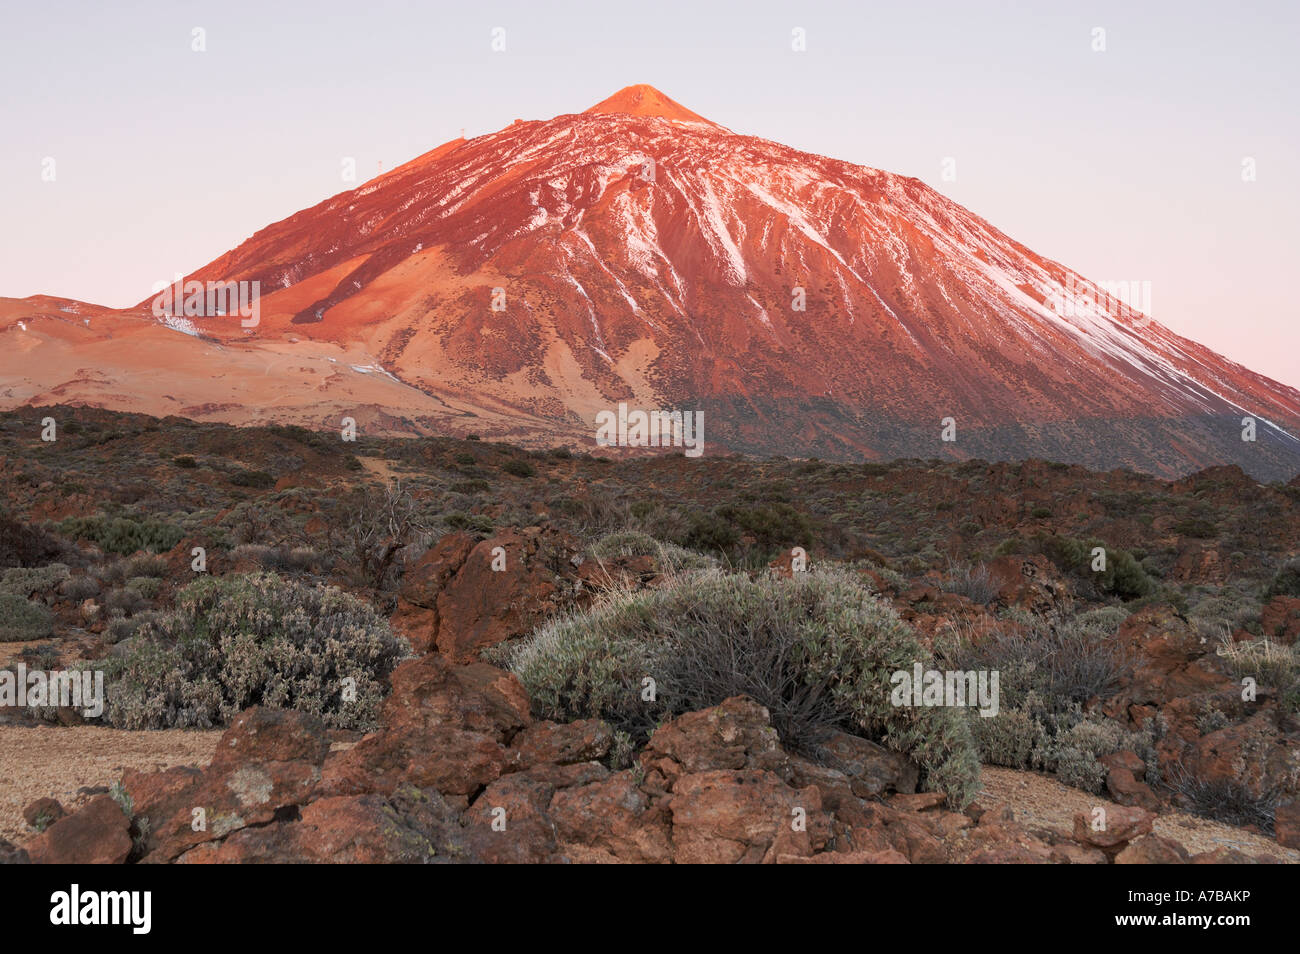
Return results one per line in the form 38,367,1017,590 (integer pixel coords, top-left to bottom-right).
0,726,220,844
979,765,1298,862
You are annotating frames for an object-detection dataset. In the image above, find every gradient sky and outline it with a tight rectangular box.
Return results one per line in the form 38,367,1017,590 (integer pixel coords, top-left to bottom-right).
3,0,1297,387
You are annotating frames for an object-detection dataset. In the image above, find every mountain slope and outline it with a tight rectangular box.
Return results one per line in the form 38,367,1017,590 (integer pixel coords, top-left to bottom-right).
6,86,1300,478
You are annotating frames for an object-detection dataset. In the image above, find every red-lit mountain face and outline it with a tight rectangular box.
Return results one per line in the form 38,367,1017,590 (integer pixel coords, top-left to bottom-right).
13,84,1299,477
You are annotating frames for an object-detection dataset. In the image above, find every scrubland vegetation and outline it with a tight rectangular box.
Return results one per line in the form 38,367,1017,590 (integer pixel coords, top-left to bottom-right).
2,405,1299,834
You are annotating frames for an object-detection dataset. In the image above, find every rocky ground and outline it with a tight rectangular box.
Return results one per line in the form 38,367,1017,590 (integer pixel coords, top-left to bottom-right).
5,671,1288,864
9,721,1289,862
2,406,1299,863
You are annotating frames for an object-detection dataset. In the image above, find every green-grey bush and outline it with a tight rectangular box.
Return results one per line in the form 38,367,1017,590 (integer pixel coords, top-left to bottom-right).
97,572,408,730
948,614,1131,714
126,576,164,600
948,612,1161,791
0,592,54,641
0,564,70,596
55,515,184,556
495,567,981,806
1026,704,1162,793
1038,535,1153,600
969,705,1044,769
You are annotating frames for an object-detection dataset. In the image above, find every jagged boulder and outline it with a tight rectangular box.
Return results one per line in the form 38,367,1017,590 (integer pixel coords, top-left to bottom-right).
136,708,330,863
550,772,674,864
398,527,586,659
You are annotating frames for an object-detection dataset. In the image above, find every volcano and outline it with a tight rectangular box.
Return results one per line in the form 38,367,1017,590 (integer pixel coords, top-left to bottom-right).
4,85,1299,478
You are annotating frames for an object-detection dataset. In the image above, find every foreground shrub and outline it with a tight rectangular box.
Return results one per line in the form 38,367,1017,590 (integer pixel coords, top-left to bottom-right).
973,698,1162,793
98,572,408,730
496,567,981,806
0,593,54,641
947,611,1156,789
1050,740,1109,792
1041,715,1132,793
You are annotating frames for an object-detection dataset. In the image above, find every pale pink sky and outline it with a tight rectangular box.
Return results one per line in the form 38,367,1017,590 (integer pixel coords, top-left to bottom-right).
2,0,1297,388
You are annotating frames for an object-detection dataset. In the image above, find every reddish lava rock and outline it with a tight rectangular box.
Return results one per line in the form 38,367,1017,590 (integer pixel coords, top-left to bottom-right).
1104,767,1161,812
26,795,131,865
398,528,584,659
1072,805,1155,850
1276,800,1300,850
1114,835,1189,864
22,797,66,830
